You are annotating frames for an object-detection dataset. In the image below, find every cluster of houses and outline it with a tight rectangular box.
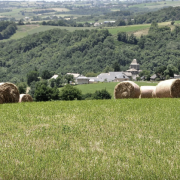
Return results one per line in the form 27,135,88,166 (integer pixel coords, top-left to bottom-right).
51,59,143,84
51,59,180,84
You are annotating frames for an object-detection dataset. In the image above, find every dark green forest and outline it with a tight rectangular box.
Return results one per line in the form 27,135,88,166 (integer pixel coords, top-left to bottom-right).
0,21,17,40
1,22,180,83
133,6,180,24
76,6,180,26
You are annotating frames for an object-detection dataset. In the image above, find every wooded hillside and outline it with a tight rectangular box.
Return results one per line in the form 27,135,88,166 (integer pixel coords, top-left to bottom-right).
1,23,180,83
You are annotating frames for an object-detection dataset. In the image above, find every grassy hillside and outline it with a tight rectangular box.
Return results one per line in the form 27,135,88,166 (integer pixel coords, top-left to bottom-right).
76,81,158,97
108,21,180,36
6,25,96,41
1,99,180,179
2,20,179,42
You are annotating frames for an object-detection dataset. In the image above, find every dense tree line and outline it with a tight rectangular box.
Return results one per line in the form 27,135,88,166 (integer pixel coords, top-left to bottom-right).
41,19,84,27
0,21,17,40
132,6,180,24
0,9,12,13
57,7,111,16
1,24,180,83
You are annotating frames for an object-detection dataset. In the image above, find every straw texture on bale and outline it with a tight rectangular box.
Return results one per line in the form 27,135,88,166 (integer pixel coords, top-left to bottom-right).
0,82,19,104
140,86,156,98
156,79,180,98
114,81,140,99
152,87,157,98
19,94,33,102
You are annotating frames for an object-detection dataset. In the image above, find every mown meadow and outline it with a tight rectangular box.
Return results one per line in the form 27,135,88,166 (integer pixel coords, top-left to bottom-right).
1,98,180,179
76,81,158,97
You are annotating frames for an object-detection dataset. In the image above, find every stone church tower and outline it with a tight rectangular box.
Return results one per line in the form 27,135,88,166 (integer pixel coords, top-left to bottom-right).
125,59,141,80
129,59,139,70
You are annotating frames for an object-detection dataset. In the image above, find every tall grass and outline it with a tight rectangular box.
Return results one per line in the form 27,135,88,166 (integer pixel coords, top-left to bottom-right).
1,99,180,179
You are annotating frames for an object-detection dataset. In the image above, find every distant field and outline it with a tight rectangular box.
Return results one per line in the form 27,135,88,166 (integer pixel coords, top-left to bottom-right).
1,99,180,179
3,20,180,41
8,25,96,40
107,24,151,35
107,21,180,36
76,81,158,97
129,1,180,9
0,8,32,19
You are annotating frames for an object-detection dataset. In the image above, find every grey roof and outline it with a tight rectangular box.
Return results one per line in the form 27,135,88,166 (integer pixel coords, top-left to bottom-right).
123,72,132,77
77,76,89,80
95,72,129,82
150,74,157,79
126,68,138,72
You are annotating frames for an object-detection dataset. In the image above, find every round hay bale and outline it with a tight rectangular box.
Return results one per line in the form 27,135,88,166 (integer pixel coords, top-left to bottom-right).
19,94,33,102
0,82,19,104
152,87,157,98
156,79,180,98
114,81,140,99
140,86,156,98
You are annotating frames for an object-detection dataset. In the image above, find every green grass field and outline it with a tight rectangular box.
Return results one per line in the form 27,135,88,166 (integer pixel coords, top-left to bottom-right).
76,81,158,97
1,98,180,179
107,24,151,35
7,25,96,40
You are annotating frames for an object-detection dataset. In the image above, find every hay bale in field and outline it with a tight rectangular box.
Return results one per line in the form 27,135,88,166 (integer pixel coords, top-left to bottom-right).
152,87,157,98
114,81,140,99
156,79,180,98
140,86,156,98
0,82,19,104
19,94,33,102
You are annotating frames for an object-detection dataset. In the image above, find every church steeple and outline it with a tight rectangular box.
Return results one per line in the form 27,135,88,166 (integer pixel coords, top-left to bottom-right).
130,59,139,70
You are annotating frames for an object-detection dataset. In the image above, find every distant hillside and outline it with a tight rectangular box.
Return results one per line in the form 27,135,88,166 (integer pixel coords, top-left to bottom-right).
1,24,180,83
134,6,180,24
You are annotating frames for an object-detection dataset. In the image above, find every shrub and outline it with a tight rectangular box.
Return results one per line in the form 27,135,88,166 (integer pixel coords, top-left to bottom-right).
17,82,27,94
92,89,111,100
59,84,82,100
34,81,59,101
27,71,39,86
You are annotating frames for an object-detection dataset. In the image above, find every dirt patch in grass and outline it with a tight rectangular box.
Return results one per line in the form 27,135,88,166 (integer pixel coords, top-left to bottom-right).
134,28,149,37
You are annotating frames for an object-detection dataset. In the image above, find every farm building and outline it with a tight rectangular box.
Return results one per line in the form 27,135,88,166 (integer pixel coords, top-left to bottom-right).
88,72,129,83
76,75,89,84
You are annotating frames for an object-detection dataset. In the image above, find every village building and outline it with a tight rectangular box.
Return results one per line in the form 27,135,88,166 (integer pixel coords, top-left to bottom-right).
66,73,80,80
94,22,100,27
126,59,141,80
174,74,180,79
88,72,129,83
150,74,157,81
76,75,89,84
